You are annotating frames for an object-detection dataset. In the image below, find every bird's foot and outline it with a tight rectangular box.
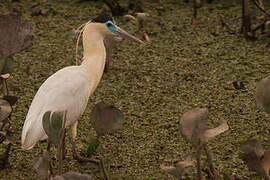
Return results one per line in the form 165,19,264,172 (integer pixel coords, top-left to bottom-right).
72,149,99,164
72,141,99,164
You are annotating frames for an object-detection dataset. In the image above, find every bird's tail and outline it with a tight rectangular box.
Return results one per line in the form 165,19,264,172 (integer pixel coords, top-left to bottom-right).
21,114,47,150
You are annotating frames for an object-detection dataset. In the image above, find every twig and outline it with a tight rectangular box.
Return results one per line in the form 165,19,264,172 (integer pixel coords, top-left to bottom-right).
191,0,198,27
251,0,270,17
99,158,109,180
241,0,251,34
251,22,265,33
220,18,237,34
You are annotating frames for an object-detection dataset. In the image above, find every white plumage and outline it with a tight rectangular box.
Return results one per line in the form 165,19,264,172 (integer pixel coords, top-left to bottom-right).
21,66,92,149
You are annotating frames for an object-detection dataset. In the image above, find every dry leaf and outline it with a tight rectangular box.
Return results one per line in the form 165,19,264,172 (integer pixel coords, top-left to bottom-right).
136,12,149,21
124,15,137,22
179,108,208,148
180,108,228,148
240,140,269,179
0,14,34,58
202,118,229,142
51,172,93,180
161,156,195,179
91,102,124,137
0,74,10,79
255,75,270,113
262,147,270,179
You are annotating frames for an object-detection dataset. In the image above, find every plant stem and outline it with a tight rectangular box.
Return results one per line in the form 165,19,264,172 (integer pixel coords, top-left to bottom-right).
0,56,7,75
1,78,8,96
204,145,215,175
58,144,63,175
196,146,202,180
99,157,109,180
58,129,65,175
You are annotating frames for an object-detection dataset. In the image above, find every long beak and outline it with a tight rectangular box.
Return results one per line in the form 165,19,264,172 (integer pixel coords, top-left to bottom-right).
116,27,144,44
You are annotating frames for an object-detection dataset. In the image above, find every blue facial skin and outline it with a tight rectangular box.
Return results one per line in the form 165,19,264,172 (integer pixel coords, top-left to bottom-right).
105,21,119,35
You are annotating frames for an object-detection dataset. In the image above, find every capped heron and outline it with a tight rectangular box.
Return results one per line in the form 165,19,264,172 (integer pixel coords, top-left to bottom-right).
21,13,143,161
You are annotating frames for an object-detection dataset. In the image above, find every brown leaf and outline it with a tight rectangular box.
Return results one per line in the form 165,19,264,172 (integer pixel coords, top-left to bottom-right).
255,75,270,113
51,172,93,180
124,14,137,23
0,14,34,58
179,108,209,148
143,33,150,42
91,102,124,137
202,118,229,142
240,140,269,179
161,156,195,179
0,74,10,79
180,108,228,148
262,147,270,179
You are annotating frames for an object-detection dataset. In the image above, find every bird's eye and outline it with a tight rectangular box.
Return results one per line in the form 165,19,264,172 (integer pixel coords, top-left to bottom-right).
107,23,112,27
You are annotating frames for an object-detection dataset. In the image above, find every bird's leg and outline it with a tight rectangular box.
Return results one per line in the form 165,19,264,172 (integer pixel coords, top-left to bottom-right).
71,121,99,164
61,130,66,160
57,141,63,175
57,129,66,175
46,140,53,177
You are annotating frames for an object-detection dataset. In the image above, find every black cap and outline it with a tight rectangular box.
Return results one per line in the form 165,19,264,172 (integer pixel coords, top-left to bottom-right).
92,13,113,23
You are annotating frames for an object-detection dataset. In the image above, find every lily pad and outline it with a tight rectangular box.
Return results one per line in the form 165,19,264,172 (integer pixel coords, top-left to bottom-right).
255,75,270,113
91,101,124,137
240,139,270,179
0,14,34,58
179,108,228,148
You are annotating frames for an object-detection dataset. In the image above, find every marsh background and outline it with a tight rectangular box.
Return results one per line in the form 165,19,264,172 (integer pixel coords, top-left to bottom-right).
0,0,270,179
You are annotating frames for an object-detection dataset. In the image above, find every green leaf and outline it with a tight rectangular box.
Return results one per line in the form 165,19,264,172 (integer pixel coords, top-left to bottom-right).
0,99,12,122
86,139,100,157
91,101,124,137
42,111,66,145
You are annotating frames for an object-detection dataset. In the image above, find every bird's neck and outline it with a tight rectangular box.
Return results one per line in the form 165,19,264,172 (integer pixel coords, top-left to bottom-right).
80,32,106,84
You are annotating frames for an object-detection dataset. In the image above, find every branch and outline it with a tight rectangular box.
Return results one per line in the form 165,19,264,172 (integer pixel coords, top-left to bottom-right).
251,0,270,17
220,18,237,34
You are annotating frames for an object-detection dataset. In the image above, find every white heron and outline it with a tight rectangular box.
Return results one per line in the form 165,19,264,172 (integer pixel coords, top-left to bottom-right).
21,13,143,161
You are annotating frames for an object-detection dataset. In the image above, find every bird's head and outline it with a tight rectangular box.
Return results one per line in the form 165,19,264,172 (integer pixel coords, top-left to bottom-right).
83,13,144,44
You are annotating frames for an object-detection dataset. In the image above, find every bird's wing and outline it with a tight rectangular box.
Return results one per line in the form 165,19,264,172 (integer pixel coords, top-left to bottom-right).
21,66,92,150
